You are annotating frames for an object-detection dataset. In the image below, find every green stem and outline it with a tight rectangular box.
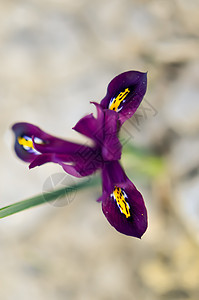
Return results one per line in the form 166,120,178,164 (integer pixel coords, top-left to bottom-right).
0,176,100,219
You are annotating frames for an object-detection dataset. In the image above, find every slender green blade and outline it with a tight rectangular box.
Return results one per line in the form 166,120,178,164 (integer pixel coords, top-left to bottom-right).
0,176,100,219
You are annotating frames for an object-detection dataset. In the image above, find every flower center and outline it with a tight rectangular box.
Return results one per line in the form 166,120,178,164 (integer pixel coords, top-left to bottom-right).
18,136,42,154
108,88,130,112
112,186,131,218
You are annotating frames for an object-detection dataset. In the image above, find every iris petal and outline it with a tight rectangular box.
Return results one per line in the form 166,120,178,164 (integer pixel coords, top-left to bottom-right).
12,123,100,172
12,123,44,162
73,102,104,144
101,161,147,238
102,109,121,161
59,146,103,177
100,71,147,125
74,103,122,161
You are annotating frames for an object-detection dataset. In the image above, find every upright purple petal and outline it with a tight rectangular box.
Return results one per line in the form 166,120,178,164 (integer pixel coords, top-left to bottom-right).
100,71,147,125
74,104,122,162
102,109,122,161
73,102,104,144
101,161,148,238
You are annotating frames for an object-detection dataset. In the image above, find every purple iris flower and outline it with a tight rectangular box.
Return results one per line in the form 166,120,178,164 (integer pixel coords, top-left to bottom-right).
12,71,148,238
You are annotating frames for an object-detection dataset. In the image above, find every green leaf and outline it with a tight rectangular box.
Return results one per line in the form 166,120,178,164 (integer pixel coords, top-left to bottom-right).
0,176,100,219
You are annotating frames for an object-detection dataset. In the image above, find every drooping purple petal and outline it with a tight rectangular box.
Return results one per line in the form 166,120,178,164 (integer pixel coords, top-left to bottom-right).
100,71,147,125
12,122,98,168
101,161,147,238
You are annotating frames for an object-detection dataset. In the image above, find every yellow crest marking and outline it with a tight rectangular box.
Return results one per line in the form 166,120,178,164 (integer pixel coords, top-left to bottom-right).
109,88,130,112
112,186,130,218
18,136,34,149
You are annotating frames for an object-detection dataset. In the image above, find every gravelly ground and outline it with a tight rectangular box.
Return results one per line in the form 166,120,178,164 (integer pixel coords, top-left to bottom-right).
1,1,199,299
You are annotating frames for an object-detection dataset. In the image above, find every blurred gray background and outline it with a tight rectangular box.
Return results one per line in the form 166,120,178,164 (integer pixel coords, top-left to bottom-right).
1,0,199,299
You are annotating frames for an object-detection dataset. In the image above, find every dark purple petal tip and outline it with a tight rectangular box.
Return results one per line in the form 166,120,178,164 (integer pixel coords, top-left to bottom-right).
102,185,147,238
100,71,147,124
101,161,147,238
12,122,45,163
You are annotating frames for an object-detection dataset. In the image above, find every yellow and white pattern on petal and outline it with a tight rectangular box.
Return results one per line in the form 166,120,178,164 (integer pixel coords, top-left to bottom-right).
18,136,43,154
111,186,131,218
109,88,130,112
